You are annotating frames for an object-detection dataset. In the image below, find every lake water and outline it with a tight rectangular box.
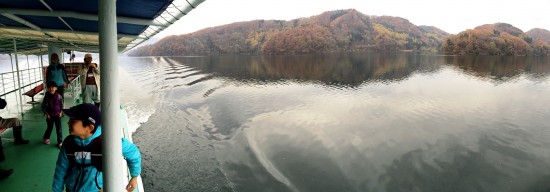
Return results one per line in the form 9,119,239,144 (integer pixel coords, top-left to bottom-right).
120,54,550,192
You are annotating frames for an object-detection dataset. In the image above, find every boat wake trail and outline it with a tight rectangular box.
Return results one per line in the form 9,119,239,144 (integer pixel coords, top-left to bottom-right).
243,128,299,192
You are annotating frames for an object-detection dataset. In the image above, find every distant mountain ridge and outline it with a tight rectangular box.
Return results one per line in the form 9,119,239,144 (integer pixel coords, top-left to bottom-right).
129,9,449,56
129,9,549,56
526,28,550,44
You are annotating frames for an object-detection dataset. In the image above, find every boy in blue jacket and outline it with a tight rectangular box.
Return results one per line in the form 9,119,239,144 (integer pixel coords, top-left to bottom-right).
52,103,141,192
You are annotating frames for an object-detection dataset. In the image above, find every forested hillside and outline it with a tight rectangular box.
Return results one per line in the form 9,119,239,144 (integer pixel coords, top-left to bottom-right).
442,23,550,56
129,9,449,56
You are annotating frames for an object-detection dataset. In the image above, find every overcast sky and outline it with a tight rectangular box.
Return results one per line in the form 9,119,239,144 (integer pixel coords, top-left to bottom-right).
156,0,549,38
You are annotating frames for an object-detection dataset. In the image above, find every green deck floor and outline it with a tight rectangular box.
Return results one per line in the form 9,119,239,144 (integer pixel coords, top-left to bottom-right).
1,91,77,191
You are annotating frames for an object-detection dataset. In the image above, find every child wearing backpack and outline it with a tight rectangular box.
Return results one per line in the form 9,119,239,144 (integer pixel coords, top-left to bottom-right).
42,81,64,148
52,103,141,192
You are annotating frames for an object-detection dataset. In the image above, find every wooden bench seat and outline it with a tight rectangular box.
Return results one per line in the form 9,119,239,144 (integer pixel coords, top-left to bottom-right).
22,84,44,104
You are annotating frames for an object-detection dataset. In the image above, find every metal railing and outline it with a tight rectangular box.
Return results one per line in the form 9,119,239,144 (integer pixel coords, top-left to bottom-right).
67,74,82,102
0,66,82,105
0,67,44,97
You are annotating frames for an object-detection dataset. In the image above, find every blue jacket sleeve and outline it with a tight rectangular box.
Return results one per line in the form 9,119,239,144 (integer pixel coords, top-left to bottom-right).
121,138,142,177
52,148,69,192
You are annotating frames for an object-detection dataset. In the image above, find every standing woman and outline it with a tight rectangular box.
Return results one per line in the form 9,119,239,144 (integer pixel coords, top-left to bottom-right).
80,53,100,106
45,53,70,100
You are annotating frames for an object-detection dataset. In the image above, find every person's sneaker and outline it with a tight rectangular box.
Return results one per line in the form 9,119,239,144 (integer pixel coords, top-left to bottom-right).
58,143,62,149
14,139,29,145
0,169,14,180
44,139,50,145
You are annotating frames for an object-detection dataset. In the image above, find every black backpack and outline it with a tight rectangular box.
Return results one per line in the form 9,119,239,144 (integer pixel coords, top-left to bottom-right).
63,135,103,171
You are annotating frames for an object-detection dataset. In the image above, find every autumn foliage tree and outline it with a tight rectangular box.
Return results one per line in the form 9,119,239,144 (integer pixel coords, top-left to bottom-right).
262,25,336,54
128,9,450,56
442,23,550,56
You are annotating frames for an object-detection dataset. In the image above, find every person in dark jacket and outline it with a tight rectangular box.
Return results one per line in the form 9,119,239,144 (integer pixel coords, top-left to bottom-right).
42,81,64,148
45,53,70,100
0,98,29,146
0,97,28,181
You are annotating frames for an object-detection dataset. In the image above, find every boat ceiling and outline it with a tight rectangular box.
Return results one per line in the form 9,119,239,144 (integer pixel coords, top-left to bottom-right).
0,0,205,55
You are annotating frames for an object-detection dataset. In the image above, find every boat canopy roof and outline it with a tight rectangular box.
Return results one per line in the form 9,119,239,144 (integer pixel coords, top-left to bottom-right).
0,0,204,55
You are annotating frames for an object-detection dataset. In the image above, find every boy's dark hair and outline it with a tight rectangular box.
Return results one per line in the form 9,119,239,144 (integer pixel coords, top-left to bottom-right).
47,81,57,88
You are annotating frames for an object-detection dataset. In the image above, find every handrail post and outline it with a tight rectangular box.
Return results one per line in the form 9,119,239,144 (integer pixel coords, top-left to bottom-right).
39,54,45,93
26,55,31,86
32,60,36,84
9,54,17,103
13,39,24,114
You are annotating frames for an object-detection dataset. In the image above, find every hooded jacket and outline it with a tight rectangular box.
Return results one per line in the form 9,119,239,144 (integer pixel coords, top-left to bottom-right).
46,62,70,87
52,126,141,192
41,92,63,116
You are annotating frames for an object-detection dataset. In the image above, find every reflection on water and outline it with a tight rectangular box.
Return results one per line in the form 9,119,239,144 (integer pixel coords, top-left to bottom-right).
124,54,550,192
445,55,550,83
161,54,444,86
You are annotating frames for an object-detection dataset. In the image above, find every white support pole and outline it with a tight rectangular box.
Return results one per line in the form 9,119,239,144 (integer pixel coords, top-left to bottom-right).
33,57,37,84
40,54,44,80
99,0,123,191
1,74,4,95
26,55,31,85
39,55,44,91
13,39,24,114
